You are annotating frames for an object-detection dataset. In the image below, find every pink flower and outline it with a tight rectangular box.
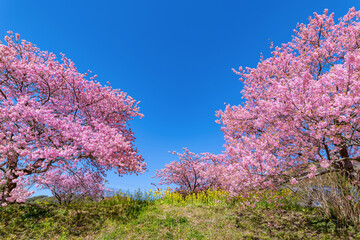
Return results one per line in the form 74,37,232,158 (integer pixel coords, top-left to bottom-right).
215,7,360,198
290,178,298,185
0,33,145,204
320,160,331,168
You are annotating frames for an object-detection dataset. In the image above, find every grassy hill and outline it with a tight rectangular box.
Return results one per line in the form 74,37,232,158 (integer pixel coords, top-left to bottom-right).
1,189,359,239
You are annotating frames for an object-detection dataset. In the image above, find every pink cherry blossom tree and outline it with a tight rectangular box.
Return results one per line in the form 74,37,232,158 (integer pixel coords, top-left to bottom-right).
36,168,106,205
217,7,360,195
155,149,225,194
0,32,145,204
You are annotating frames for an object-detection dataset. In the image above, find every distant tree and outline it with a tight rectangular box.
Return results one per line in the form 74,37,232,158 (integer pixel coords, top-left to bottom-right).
155,149,225,194
0,32,145,205
217,8,360,194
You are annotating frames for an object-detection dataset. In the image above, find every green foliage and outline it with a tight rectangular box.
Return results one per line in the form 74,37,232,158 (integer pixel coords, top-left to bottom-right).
231,188,302,210
0,190,151,239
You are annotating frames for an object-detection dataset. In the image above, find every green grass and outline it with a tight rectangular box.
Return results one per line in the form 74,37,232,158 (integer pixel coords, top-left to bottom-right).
98,203,359,240
0,189,359,239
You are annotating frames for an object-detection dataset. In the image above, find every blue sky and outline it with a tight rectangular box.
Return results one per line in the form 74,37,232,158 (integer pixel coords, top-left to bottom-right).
1,0,359,194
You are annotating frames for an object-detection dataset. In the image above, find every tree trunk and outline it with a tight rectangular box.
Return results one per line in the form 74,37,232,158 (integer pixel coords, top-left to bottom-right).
339,147,354,180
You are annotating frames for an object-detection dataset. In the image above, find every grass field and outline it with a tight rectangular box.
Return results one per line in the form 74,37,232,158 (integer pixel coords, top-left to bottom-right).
0,189,359,239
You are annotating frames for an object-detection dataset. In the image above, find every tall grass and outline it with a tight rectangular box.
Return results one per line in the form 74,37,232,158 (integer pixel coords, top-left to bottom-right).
298,171,360,227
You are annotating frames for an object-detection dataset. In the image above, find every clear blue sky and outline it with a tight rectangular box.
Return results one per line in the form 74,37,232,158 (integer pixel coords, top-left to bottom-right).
1,0,358,194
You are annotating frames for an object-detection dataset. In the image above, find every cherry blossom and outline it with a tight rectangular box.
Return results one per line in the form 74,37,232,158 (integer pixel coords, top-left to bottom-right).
0,33,145,204
155,149,225,193
36,168,106,204
217,8,360,194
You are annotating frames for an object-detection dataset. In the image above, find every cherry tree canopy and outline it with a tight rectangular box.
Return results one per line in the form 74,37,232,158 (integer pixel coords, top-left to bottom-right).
155,149,224,193
36,168,106,205
0,33,145,204
217,8,360,193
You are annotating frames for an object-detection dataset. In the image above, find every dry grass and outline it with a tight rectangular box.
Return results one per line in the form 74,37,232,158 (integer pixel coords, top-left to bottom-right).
297,171,360,227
